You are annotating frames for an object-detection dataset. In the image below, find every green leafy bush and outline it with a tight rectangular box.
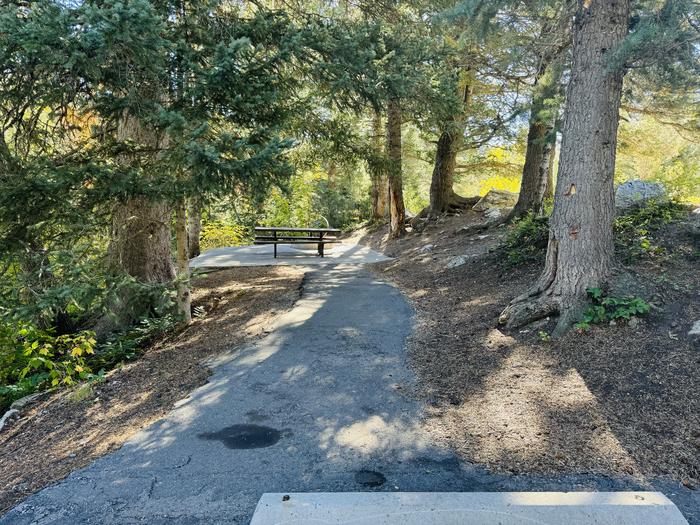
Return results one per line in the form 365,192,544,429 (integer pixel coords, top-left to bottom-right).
613,200,685,261
92,314,177,372
0,322,97,411
574,287,650,331
504,213,549,264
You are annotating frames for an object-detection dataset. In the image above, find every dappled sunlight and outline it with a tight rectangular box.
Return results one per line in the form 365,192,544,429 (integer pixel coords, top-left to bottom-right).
429,347,640,475
318,415,432,458
236,343,284,367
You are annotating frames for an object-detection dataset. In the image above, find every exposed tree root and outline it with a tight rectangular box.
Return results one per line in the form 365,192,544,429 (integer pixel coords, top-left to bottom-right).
412,193,479,227
455,216,507,235
498,238,585,337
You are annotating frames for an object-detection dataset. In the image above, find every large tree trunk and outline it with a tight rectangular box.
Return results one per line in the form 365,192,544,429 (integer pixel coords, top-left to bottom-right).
544,143,556,201
429,130,459,214
509,64,562,220
428,78,476,215
110,112,174,285
499,0,629,336
187,198,202,259
111,199,175,284
386,97,405,238
175,199,192,323
369,110,387,220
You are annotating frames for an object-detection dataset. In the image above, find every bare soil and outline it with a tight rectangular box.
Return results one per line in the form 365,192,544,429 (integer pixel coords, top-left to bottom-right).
350,208,699,486
0,266,305,513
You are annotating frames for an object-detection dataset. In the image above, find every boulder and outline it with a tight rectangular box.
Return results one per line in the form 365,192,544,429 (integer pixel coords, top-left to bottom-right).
615,180,666,211
472,190,518,212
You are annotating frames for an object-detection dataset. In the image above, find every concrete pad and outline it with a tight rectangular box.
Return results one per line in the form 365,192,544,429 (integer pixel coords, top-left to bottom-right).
190,243,391,268
251,492,689,525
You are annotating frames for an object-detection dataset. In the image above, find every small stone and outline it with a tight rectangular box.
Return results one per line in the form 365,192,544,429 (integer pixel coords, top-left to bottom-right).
689,320,700,347
419,244,434,253
0,409,19,432
628,316,640,328
689,320,700,337
446,255,472,269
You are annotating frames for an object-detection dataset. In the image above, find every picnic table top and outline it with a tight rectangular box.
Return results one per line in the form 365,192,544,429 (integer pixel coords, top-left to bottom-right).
254,226,341,233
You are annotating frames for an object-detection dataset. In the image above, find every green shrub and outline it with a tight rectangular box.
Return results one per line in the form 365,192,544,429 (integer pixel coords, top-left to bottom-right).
502,201,686,266
574,287,650,331
91,314,177,371
0,322,96,411
504,213,549,265
614,200,686,262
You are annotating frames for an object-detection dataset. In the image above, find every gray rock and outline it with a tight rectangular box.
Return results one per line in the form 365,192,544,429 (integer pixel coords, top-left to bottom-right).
446,254,474,269
689,320,700,346
0,409,19,432
472,190,518,212
10,391,44,410
615,180,666,211
484,208,503,221
420,244,434,253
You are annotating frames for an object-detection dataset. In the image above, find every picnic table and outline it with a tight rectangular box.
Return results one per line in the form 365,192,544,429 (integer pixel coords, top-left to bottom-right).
254,227,341,258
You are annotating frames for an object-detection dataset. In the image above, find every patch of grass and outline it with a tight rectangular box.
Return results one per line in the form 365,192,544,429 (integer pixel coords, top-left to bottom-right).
68,383,94,403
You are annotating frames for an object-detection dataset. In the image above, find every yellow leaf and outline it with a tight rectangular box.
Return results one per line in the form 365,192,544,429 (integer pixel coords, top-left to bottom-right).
75,365,84,373
71,347,83,357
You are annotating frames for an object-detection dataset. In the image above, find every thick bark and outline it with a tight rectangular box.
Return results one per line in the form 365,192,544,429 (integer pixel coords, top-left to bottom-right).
369,111,388,220
186,198,202,259
500,0,629,336
175,199,192,323
110,199,175,284
428,78,474,215
386,97,405,238
110,111,175,285
544,143,556,201
509,64,562,220
429,130,459,214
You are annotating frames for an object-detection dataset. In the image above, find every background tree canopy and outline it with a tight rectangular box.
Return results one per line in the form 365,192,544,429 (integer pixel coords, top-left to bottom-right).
0,0,698,409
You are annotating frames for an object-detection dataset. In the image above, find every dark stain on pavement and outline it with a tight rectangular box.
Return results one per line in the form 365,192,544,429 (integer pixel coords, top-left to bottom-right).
198,424,281,449
355,470,386,487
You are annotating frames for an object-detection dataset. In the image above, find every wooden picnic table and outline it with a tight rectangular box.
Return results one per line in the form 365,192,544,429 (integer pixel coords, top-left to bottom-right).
253,227,341,258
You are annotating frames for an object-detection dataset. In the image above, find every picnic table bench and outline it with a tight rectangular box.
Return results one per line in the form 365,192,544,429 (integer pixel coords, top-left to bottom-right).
254,227,341,258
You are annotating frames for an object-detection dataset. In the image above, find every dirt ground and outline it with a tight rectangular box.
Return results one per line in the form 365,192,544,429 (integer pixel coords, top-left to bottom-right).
0,266,305,513
1,211,697,514
350,208,699,486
